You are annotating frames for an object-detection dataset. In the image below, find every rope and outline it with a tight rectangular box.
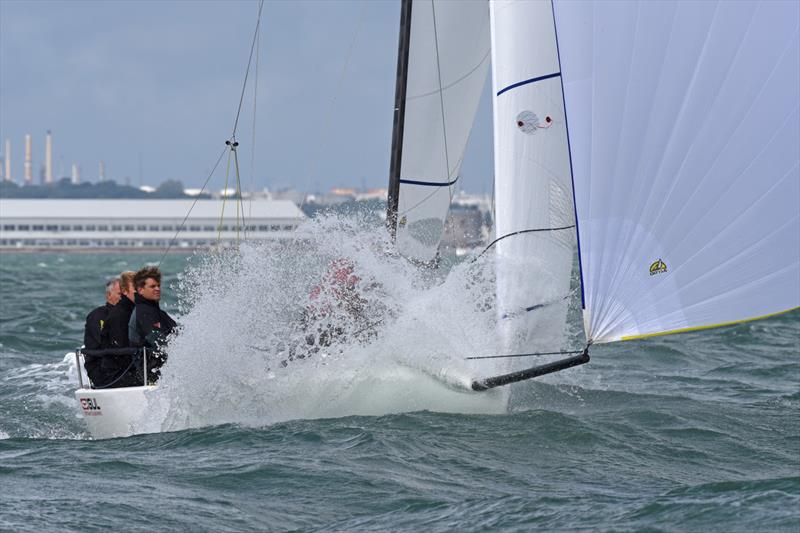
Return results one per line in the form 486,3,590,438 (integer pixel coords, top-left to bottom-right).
248,22,261,222
466,343,590,360
300,2,366,211
231,0,265,138
157,147,228,268
157,2,264,261
475,224,576,260
91,358,138,389
233,145,247,241
430,0,458,248
217,146,234,243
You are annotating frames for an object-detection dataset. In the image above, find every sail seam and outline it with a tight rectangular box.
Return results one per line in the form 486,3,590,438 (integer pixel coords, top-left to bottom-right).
496,71,561,96
407,49,491,101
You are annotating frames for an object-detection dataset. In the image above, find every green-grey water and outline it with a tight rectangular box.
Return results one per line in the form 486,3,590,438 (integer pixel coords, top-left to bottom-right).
1,245,798,531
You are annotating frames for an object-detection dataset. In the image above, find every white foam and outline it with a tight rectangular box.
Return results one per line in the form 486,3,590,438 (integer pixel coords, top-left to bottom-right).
149,214,515,432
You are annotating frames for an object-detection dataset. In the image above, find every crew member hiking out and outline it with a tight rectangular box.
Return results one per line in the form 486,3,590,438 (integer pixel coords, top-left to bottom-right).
129,266,177,384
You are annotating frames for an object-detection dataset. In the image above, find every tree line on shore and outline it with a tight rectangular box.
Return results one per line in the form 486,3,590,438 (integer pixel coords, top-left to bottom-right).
0,178,206,199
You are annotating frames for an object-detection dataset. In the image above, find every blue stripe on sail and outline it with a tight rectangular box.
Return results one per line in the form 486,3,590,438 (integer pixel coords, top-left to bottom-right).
400,177,459,187
496,72,561,96
550,0,586,311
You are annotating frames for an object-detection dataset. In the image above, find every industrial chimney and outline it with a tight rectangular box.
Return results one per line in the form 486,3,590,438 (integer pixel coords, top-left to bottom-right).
99,160,106,182
71,163,81,184
44,131,53,184
24,134,32,184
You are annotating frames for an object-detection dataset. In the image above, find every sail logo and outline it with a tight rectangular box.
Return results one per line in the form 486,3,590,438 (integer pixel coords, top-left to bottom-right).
516,111,552,134
649,259,668,276
80,397,103,416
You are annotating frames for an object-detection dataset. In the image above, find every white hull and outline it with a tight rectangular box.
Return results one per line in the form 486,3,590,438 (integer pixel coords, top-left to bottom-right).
75,386,156,439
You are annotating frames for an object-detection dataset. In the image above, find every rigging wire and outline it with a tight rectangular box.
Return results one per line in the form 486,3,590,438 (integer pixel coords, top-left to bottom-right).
217,147,234,243
157,1,264,259
157,147,228,268
465,345,589,360
231,0,265,139
429,0,459,248
248,21,261,222
300,2,367,211
233,144,247,241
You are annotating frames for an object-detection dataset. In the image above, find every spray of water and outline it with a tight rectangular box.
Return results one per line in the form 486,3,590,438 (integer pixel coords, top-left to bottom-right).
146,214,513,433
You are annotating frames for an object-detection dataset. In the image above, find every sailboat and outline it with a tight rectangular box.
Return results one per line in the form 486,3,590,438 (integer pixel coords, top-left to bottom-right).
386,0,799,389
72,0,799,438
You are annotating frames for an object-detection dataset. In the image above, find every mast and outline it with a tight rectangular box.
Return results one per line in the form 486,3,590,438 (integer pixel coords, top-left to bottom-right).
386,0,413,240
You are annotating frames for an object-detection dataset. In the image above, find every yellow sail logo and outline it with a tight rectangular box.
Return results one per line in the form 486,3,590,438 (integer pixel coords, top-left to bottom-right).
649,259,667,276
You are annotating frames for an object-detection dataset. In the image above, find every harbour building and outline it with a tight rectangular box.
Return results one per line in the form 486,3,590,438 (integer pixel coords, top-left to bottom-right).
0,199,306,250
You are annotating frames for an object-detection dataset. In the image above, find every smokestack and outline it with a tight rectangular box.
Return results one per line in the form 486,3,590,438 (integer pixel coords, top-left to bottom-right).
24,134,32,184
4,139,9,181
99,160,106,182
71,163,80,184
45,131,53,184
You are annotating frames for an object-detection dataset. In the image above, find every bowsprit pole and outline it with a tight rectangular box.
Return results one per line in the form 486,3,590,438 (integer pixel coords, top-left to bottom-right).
471,348,590,391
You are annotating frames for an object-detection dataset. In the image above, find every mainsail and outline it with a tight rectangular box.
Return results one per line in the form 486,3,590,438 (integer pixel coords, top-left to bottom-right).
490,0,576,355
387,0,491,262
554,0,800,343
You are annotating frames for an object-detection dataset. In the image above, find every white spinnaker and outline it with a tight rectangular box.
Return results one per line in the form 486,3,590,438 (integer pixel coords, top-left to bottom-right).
554,0,800,343
491,0,576,355
395,0,490,262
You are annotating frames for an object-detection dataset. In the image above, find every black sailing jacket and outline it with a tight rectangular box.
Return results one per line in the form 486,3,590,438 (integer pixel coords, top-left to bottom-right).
83,303,113,350
129,293,177,349
102,295,135,348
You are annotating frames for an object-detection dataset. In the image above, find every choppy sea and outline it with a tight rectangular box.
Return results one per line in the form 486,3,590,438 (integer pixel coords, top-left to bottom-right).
1,220,798,531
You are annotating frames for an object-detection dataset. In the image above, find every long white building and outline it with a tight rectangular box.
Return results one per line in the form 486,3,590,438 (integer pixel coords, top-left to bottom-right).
0,199,306,250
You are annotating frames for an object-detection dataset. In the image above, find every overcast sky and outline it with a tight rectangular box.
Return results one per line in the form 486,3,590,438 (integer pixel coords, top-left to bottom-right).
0,0,494,194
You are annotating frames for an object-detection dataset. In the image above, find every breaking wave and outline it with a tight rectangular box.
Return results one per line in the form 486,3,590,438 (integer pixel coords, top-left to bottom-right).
148,213,523,433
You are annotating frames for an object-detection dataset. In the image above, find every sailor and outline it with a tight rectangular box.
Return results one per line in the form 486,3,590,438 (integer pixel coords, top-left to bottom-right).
93,271,141,388
82,278,120,384
83,278,120,350
102,271,136,349
129,266,177,383
303,258,368,348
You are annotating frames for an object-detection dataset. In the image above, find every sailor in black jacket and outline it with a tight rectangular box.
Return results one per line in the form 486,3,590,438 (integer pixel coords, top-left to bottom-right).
102,271,136,349
83,279,120,349
128,267,177,384
93,271,141,388
82,279,120,385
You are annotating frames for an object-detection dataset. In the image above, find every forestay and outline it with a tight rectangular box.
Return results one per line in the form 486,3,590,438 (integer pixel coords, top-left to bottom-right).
555,0,800,343
391,0,491,262
491,0,576,354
